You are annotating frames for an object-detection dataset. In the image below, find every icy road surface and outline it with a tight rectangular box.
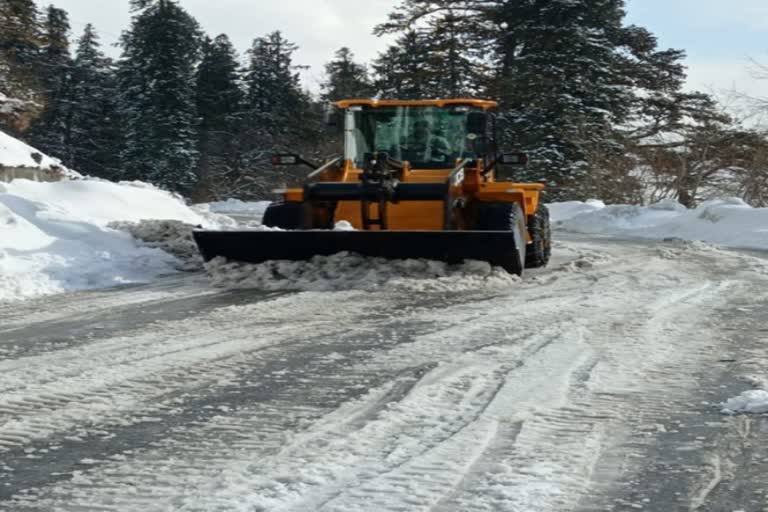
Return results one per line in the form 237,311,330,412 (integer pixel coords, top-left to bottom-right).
1,235,768,511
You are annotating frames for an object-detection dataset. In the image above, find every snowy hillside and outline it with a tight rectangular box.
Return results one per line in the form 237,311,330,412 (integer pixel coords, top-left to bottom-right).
0,178,226,303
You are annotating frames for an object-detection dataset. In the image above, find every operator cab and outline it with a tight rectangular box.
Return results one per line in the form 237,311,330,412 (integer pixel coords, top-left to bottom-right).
334,99,497,170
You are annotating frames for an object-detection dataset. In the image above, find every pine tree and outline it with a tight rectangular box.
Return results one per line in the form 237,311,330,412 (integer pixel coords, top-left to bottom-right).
67,24,121,178
0,0,43,131
372,17,479,100
27,5,73,158
0,0,40,66
118,0,201,194
321,47,373,102
493,0,635,190
419,10,479,97
194,34,244,199
240,31,320,196
378,0,696,199
372,30,432,99
244,31,312,138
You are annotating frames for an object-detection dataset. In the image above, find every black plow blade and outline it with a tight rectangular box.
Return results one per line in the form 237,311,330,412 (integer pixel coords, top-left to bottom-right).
193,230,525,275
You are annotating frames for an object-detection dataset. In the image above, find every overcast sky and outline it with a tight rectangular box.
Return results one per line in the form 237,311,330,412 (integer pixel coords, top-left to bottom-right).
50,0,767,102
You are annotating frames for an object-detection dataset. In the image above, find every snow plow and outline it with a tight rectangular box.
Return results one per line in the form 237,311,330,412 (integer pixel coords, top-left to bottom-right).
194,99,551,275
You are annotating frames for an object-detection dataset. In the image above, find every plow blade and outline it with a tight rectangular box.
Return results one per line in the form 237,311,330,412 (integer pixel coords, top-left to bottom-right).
193,230,525,275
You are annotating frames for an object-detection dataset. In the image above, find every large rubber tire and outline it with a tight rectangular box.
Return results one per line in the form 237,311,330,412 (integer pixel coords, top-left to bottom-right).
525,204,551,269
262,201,304,230
473,202,527,275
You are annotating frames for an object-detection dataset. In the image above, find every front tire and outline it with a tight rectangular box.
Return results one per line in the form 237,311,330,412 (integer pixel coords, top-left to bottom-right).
525,204,551,268
262,202,304,230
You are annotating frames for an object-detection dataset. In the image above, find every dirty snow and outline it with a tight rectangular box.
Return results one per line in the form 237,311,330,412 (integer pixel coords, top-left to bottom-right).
720,389,768,414
0,178,227,303
552,198,768,250
205,253,519,292
107,219,211,271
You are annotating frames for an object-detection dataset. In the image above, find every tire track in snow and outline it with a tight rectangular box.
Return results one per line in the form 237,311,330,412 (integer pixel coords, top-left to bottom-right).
232,243,734,512
576,259,768,511
3,291,573,509
1,284,505,506
0,273,215,332
1,237,756,511
0,288,289,360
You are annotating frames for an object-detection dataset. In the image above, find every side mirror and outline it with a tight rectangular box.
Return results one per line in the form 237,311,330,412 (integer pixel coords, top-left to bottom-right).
499,151,529,166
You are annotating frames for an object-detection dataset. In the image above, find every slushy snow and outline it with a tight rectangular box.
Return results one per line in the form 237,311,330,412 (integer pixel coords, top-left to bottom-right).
553,198,768,250
205,253,519,292
720,389,768,414
0,178,225,303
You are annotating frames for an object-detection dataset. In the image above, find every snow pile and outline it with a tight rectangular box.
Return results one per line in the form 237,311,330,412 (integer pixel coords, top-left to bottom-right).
0,178,226,302
205,253,520,293
720,390,768,415
333,220,356,231
548,199,605,223
551,198,768,250
555,249,614,273
107,219,206,271
0,130,78,176
201,198,271,216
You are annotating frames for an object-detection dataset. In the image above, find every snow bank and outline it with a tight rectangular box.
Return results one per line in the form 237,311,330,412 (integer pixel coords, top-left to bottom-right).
551,198,768,250
0,130,76,174
721,390,768,414
0,178,225,303
107,219,206,271
547,199,605,223
205,253,519,293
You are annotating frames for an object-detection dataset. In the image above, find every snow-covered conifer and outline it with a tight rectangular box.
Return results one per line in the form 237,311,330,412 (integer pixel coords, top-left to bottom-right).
118,0,202,194
321,47,374,102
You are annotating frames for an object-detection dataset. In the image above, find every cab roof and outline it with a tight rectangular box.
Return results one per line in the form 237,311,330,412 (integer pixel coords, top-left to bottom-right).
333,99,498,110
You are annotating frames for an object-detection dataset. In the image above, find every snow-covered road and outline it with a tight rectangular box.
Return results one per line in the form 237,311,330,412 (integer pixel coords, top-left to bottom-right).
2,235,768,511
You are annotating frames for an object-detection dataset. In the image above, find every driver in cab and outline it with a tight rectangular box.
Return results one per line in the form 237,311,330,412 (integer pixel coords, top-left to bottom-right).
399,120,451,163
